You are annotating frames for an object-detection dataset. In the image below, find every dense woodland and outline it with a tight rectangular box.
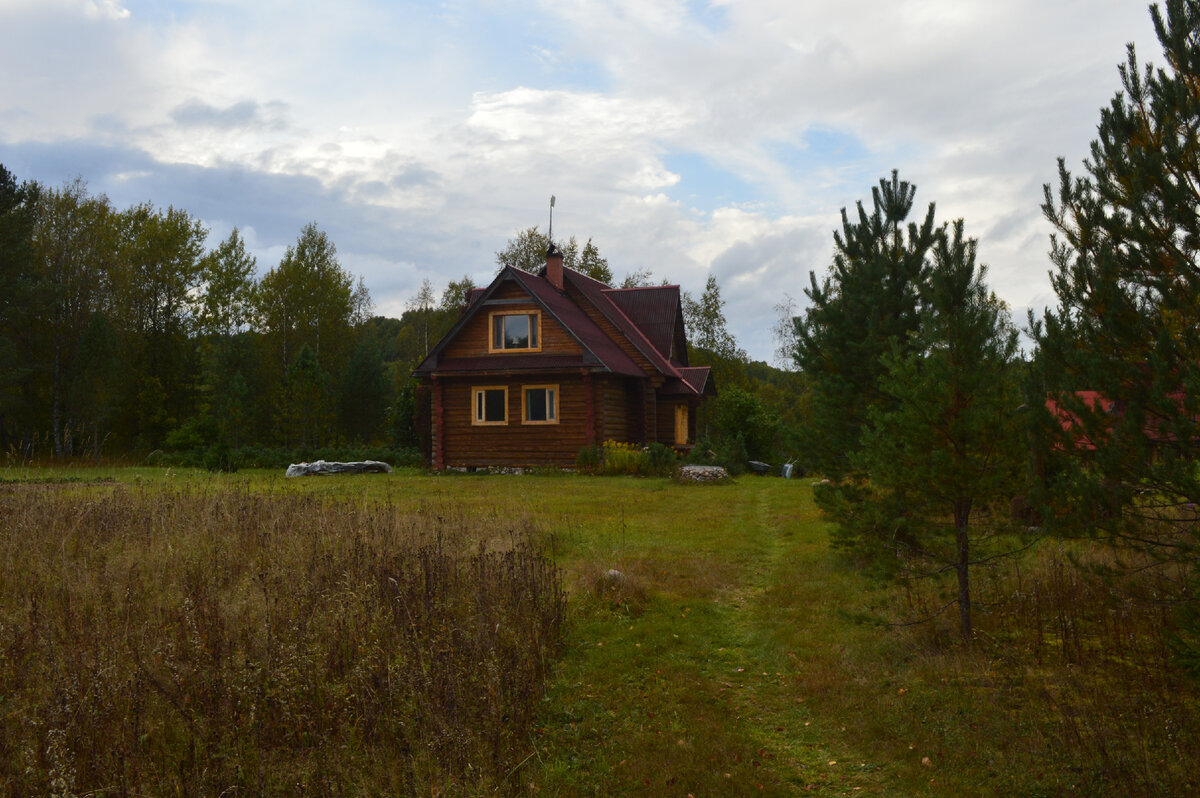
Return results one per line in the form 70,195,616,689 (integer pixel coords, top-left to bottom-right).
0,172,801,469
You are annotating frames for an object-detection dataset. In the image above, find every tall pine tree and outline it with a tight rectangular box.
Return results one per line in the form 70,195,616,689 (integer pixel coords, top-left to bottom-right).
1033,0,1200,561
794,170,937,478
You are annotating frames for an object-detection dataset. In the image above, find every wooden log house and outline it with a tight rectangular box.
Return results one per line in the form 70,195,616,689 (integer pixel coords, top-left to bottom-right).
412,245,715,469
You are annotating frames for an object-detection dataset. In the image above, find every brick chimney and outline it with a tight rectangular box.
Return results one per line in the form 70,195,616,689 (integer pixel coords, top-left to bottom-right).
546,242,564,290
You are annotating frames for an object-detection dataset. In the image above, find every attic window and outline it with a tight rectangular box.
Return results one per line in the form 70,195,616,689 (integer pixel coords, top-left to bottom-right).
490,311,541,352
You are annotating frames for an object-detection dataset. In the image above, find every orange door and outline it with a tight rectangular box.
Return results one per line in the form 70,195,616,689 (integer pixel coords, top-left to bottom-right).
674,404,689,446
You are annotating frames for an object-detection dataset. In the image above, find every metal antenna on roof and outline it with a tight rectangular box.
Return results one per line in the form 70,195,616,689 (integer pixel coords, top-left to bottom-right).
548,195,556,246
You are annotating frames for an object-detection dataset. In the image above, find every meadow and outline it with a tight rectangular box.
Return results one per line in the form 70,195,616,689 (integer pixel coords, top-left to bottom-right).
1,466,1196,796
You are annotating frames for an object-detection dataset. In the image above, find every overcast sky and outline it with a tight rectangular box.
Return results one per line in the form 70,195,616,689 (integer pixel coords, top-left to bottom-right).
0,0,1164,363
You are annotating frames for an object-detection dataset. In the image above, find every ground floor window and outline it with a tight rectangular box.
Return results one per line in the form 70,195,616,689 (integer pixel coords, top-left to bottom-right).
472,386,507,425
522,384,558,424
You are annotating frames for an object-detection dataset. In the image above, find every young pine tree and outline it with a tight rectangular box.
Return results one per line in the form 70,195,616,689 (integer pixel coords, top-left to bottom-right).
823,221,1024,640
794,170,937,478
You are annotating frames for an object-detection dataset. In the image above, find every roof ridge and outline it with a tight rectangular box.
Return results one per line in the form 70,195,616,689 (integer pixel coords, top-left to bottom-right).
601,284,680,292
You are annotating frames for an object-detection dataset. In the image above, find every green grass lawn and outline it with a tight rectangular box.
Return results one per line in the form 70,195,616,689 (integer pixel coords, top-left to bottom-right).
3,464,1196,796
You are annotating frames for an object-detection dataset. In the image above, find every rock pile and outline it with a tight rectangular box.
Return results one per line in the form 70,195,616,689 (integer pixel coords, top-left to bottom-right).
677,465,729,482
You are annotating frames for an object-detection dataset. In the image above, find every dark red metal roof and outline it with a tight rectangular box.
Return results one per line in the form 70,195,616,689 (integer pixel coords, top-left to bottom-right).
563,268,684,380
603,286,679,361
415,262,708,388
680,366,714,395
508,269,645,377
659,367,713,397
413,267,645,377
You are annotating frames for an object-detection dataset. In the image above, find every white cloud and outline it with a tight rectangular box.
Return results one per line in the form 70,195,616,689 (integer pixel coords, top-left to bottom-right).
0,0,1169,360
84,0,129,20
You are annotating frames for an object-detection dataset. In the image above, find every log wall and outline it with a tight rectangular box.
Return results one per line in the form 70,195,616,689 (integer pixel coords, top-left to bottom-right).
440,374,595,467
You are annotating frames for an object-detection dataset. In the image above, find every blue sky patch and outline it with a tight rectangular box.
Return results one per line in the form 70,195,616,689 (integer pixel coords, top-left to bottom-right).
771,128,870,182
686,0,729,35
663,151,761,213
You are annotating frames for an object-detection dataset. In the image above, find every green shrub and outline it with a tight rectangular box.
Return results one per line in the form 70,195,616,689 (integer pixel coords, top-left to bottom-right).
644,442,679,475
163,416,217,451
576,444,602,473
684,435,748,475
598,440,678,477
204,442,241,473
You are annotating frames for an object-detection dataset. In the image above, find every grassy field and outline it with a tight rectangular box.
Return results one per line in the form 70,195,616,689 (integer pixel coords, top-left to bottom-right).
2,465,1197,795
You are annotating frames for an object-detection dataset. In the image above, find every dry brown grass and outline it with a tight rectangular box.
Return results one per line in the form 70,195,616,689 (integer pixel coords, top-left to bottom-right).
0,484,564,795
865,543,1200,795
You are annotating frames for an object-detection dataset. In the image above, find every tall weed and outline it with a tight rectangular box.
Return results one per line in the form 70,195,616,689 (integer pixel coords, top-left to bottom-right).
0,485,564,794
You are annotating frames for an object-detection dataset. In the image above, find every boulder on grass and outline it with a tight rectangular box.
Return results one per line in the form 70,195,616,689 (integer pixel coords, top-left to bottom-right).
678,465,729,482
285,460,393,477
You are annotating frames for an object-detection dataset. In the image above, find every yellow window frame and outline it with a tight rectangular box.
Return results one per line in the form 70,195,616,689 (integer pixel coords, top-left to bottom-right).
521,384,559,425
488,310,542,353
471,385,508,426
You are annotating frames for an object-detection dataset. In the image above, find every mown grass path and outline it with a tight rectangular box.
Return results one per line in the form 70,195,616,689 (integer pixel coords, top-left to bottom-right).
523,476,899,796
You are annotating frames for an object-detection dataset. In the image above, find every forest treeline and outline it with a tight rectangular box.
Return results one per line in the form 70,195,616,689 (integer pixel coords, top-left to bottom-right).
0,169,803,468
0,171,408,465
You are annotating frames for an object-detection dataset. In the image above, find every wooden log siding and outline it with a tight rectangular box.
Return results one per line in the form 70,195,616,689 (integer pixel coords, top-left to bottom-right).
432,376,444,470
643,382,658,444
597,376,635,444
583,372,596,447
443,288,583,360
440,375,592,467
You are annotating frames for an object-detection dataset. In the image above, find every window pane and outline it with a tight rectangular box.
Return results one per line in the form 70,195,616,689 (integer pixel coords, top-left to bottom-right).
528,314,538,348
547,389,555,420
492,315,503,349
504,314,529,349
526,388,547,421
484,389,506,422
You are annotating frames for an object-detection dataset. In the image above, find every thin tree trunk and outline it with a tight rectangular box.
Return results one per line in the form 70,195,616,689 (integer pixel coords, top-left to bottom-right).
52,330,63,458
956,523,971,641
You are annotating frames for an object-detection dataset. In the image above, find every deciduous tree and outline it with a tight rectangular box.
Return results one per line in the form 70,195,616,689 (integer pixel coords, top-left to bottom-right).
110,203,207,446
495,227,612,283
31,179,117,455
0,165,44,453
197,228,256,339
439,275,477,311
256,223,355,376
683,275,742,361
